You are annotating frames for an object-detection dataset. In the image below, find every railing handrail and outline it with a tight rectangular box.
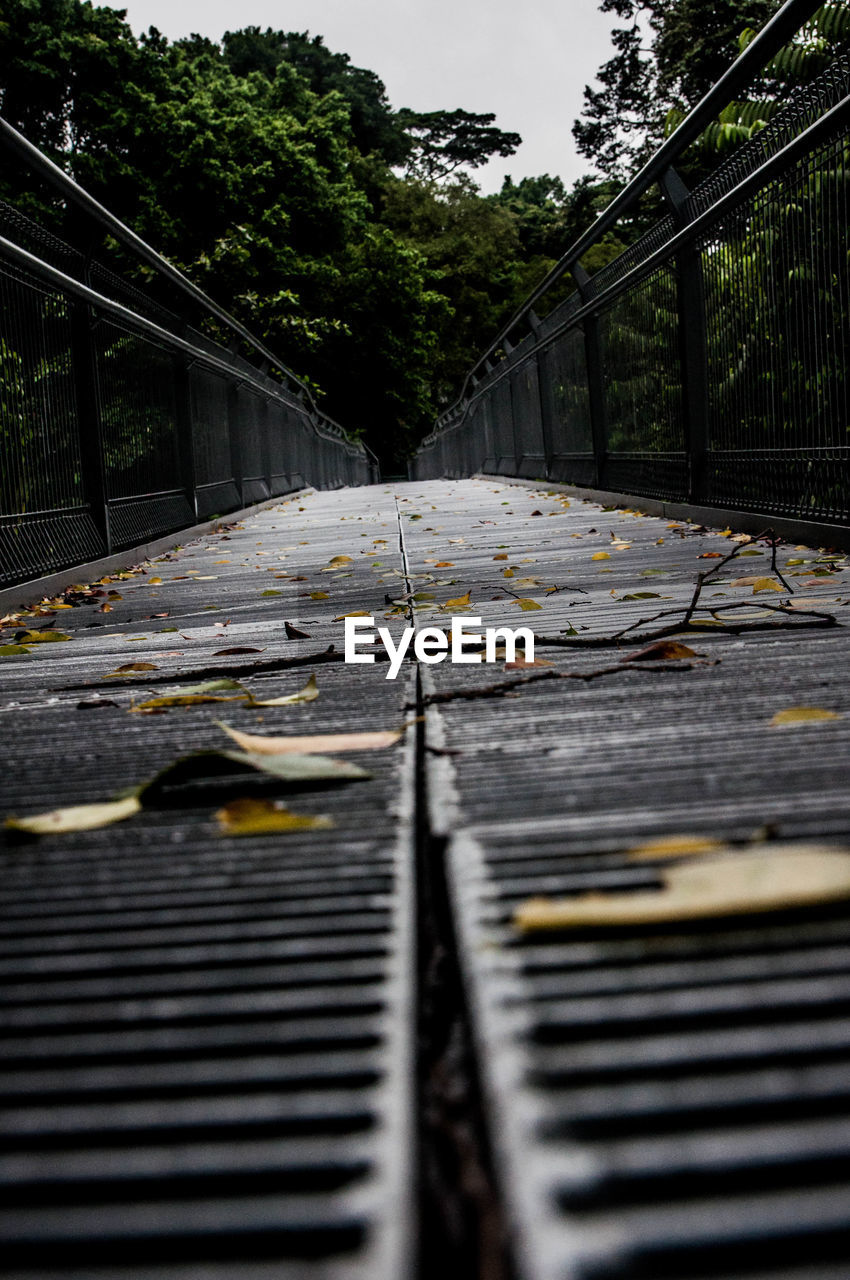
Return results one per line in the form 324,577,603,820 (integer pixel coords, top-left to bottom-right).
440,0,824,425
0,114,361,450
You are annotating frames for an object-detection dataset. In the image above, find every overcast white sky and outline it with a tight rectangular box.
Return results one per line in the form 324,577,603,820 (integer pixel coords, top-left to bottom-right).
120,0,616,194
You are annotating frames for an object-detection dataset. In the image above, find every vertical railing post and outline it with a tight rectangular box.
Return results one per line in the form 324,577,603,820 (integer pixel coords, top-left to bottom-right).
226,381,245,506
571,264,608,488
173,351,198,520
660,167,710,504
529,310,555,479
67,225,111,553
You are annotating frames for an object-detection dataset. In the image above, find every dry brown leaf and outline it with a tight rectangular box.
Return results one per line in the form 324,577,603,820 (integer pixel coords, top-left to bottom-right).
215,798,334,835
504,657,554,669
285,621,312,639
621,641,698,662
213,647,264,656
493,554,509,561
514,845,850,931
104,662,158,677
216,722,401,755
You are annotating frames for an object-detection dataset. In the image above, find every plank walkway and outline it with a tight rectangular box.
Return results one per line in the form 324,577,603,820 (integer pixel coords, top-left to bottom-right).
3,477,850,1280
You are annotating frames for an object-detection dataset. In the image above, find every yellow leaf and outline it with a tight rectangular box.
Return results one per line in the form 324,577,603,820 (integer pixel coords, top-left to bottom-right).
591,552,610,560
443,592,471,608
493,554,509,561
514,844,850,931
309,591,330,600
6,794,141,835
752,578,784,593
215,798,333,836
104,662,158,677
216,723,402,755
327,555,353,566
626,834,727,860
147,577,163,585
14,630,71,644
770,706,841,726
515,598,542,611
251,674,319,707
333,610,371,621
503,568,514,578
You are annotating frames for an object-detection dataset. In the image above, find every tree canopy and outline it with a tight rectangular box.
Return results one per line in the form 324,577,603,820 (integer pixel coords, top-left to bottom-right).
1,0,844,467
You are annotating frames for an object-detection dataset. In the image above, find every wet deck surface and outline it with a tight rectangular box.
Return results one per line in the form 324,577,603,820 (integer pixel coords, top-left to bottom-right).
3,478,850,1279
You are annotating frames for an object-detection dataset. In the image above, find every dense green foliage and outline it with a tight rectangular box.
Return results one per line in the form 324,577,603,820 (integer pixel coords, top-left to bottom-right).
0,1,554,466
2,0,846,466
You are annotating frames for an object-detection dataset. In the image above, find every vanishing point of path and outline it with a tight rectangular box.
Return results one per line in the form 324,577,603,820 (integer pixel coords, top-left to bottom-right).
3,478,850,1280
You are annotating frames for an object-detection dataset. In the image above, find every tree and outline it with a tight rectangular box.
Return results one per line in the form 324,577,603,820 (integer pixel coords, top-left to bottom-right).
572,0,779,179
396,108,521,182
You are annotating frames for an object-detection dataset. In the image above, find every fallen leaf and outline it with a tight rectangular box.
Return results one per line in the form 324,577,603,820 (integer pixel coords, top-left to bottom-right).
622,641,698,662
530,510,542,516
503,568,515,578
333,610,371,621
218,749,370,782
104,662,158,677
504,657,554,669
515,598,543,611
698,552,724,559
620,592,661,601
626,834,727,859
770,706,841,726
326,555,353,566
493,554,509,561
308,591,330,600
752,578,784,593
514,845,850,931
216,723,401,755
213,647,264,656
434,561,454,568
14,630,71,644
285,621,312,639
215,797,334,835
6,794,141,835
147,577,163,585
591,552,610,561
262,590,282,597
443,592,471,608
0,644,32,656
252,673,319,707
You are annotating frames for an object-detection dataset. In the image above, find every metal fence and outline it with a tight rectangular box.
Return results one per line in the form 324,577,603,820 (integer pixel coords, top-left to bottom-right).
0,120,378,589
412,0,850,530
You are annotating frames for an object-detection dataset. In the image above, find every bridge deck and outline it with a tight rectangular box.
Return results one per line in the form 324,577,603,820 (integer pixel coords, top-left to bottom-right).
3,478,850,1279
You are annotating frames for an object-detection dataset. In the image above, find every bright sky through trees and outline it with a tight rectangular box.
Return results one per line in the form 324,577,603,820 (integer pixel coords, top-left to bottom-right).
120,0,616,193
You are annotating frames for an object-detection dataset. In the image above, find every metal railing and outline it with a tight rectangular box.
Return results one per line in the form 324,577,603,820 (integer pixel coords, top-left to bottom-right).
412,0,850,531
0,120,378,588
